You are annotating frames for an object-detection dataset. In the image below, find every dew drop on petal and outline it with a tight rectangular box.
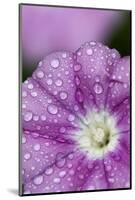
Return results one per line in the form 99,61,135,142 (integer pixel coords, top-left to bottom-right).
93,82,103,94
46,79,53,85
75,76,81,86
33,115,39,121
108,177,115,183
51,59,59,68
53,177,61,183
31,91,37,97
33,175,43,185
24,112,33,121
40,115,46,121
24,153,31,160
33,143,40,151
106,165,112,171
86,48,93,55
74,64,82,72
22,91,27,97
59,127,66,133
45,167,53,175
59,171,66,178
55,79,63,86
56,153,66,168
47,104,58,115
36,70,44,79
28,83,33,89
76,89,84,102
22,136,26,144
90,41,96,46
68,114,75,122
59,91,68,100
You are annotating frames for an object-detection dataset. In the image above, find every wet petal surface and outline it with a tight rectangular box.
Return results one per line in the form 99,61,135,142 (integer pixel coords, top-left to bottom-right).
22,42,130,194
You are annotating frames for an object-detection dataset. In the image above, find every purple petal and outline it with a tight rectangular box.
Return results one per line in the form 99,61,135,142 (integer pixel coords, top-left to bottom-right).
22,133,75,184
22,5,121,63
32,51,86,115
22,77,81,138
75,41,120,110
23,151,97,194
106,57,130,110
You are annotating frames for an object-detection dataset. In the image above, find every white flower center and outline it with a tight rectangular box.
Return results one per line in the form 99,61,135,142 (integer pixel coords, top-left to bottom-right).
72,110,119,159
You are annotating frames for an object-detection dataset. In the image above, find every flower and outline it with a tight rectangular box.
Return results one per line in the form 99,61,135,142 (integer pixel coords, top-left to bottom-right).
21,5,122,65
21,41,130,194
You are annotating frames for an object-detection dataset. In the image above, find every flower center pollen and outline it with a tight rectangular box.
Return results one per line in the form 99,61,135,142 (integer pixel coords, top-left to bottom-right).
72,111,119,159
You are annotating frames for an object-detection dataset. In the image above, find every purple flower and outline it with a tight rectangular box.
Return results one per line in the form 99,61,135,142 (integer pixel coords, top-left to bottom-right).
21,41,130,194
22,5,122,65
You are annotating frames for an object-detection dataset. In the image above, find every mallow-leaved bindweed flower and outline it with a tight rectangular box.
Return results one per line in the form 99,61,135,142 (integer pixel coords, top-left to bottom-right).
21,41,130,194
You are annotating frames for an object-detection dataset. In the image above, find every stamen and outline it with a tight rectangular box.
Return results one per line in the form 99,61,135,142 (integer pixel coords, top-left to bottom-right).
72,110,119,159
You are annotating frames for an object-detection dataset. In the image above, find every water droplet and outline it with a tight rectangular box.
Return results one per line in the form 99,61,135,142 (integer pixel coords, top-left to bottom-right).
33,175,43,185
59,127,66,133
45,167,53,175
53,177,61,183
28,83,33,89
74,64,81,72
106,165,112,171
22,91,27,97
33,143,40,151
123,83,128,88
108,178,115,183
24,153,31,160
24,112,33,121
22,104,26,109
22,136,26,144
40,115,46,121
79,174,84,179
76,89,84,102
59,171,66,178
36,70,44,78
90,41,96,46
107,59,113,65
47,104,58,115
31,132,39,138
75,76,81,86
111,53,116,58
68,114,75,122
68,153,74,160
86,48,93,55
56,153,66,168
93,83,103,94
74,105,79,111
59,91,68,100
31,91,37,97
46,79,53,85
33,115,39,121
95,76,100,82
51,59,59,68
55,79,63,86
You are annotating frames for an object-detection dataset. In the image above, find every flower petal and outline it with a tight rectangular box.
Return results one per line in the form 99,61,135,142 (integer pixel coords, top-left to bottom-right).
23,151,97,194
106,57,130,110
75,41,120,110
103,136,130,189
22,5,121,62
22,77,81,138
32,51,86,115
22,133,75,184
